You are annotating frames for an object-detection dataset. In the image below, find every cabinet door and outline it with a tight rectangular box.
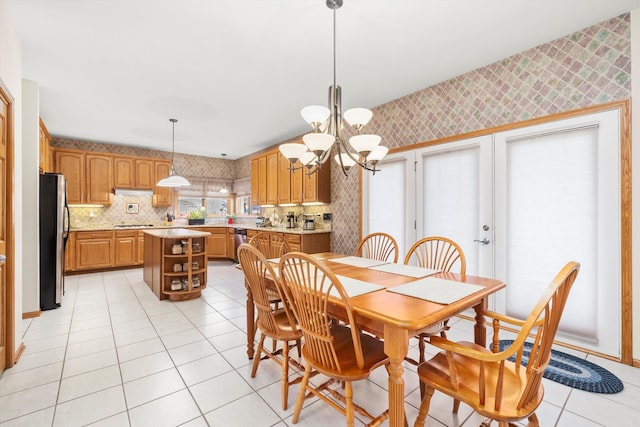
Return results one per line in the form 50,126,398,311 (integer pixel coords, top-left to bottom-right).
39,118,51,174
258,156,267,205
266,151,279,205
277,153,291,204
207,233,227,258
135,159,154,189
75,238,114,270
153,160,172,206
303,163,331,203
114,233,136,266
113,157,134,188
55,150,84,204
64,232,76,272
136,234,145,265
226,229,235,260
251,158,259,204
86,154,113,205
291,166,303,204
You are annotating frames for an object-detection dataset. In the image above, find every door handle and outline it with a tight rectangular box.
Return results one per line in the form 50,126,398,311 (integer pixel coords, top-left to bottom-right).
0,255,6,263
474,238,490,245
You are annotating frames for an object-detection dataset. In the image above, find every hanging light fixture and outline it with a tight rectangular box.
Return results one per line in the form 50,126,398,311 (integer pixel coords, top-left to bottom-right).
156,118,190,187
279,0,387,176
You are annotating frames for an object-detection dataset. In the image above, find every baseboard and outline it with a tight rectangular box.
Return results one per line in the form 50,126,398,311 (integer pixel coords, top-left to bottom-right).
13,342,26,366
22,310,41,319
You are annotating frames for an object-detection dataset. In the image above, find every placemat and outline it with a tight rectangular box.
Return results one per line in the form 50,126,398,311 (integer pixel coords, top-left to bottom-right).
387,277,484,304
329,275,386,298
369,263,441,278
329,256,390,268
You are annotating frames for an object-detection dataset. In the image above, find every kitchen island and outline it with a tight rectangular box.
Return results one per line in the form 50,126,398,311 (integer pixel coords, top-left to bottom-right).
143,228,211,301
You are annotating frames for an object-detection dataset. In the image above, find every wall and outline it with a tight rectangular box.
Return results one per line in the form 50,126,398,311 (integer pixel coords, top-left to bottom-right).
0,0,24,358
21,80,39,314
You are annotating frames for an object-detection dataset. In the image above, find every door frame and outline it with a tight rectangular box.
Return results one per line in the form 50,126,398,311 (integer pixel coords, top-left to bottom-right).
0,78,16,371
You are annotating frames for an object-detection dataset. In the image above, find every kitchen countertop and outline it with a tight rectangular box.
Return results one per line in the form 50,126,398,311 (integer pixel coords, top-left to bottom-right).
69,222,332,235
142,228,211,238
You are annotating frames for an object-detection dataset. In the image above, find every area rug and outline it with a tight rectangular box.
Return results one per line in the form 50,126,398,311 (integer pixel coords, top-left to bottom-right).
498,340,624,394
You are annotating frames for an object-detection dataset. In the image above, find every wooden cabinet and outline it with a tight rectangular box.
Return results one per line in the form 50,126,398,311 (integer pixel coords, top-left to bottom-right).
266,151,279,205
227,228,235,260
75,230,114,271
246,229,329,254
65,231,76,272
86,154,112,205
278,154,292,204
251,158,259,205
197,227,226,258
303,164,331,203
135,159,154,189
251,148,330,205
53,149,113,205
55,150,84,204
113,157,154,190
113,157,134,188
136,231,145,265
143,231,208,301
114,230,137,266
153,160,172,207
39,118,51,173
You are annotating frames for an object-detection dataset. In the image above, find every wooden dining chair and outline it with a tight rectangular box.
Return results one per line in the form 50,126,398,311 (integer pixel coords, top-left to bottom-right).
403,236,467,372
414,261,580,427
249,232,290,259
249,232,290,308
237,243,303,410
279,252,390,427
355,232,399,263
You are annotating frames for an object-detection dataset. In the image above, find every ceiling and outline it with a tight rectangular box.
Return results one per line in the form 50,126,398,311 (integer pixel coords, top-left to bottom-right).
6,0,640,160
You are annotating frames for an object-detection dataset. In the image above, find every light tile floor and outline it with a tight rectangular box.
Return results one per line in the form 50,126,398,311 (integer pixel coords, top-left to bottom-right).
1,261,640,426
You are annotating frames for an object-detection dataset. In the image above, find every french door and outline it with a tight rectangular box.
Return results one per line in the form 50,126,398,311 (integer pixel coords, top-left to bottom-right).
363,108,622,357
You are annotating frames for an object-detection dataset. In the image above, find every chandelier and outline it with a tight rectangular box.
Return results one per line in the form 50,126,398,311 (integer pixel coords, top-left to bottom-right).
156,118,191,187
279,0,388,176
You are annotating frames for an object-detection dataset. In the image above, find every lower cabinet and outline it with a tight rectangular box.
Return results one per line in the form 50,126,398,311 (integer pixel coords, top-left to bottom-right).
75,230,114,271
227,228,235,260
114,230,137,266
246,229,330,254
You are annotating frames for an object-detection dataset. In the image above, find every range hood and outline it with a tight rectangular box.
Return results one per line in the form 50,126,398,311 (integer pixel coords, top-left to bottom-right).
114,188,154,197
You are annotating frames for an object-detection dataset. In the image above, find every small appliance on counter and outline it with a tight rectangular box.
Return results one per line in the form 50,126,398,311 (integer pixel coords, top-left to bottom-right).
256,217,267,227
286,212,295,228
302,214,316,230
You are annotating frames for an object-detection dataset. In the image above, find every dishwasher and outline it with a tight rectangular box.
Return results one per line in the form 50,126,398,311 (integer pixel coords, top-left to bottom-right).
233,228,247,262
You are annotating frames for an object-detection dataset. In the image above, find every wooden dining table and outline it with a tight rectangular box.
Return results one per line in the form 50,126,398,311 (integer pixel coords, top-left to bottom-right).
243,252,505,427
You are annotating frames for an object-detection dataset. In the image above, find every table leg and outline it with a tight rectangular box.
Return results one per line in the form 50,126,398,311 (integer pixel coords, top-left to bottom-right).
384,325,408,427
245,280,255,358
473,298,488,347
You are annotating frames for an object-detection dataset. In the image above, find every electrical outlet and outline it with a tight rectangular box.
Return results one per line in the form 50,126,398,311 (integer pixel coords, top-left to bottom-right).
323,213,333,221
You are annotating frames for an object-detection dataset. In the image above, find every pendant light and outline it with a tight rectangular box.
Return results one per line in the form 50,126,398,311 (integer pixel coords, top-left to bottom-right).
156,118,190,187
278,0,387,176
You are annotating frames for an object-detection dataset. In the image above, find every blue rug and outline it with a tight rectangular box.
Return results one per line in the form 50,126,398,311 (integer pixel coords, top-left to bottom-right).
498,340,624,394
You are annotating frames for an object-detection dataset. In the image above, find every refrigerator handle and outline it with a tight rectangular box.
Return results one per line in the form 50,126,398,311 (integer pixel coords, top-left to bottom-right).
64,203,70,243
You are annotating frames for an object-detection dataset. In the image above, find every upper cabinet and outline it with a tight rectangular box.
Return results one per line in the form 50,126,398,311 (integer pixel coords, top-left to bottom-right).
39,118,51,173
54,147,171,206
54,149,85,204
152,160,172,207
113,156,154,189
86,154,113,205
251,148,330,206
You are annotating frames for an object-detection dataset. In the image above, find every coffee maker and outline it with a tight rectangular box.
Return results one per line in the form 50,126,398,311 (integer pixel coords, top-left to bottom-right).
286,212,295,228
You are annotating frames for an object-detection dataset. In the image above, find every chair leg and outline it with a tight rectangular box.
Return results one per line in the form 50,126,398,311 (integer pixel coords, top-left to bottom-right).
292,363,313,424
251,333,266,378
296,338,302,357
452,399,460,413
344,381,354,427
281,340,290,410
526,413,540,427
413,385,434,427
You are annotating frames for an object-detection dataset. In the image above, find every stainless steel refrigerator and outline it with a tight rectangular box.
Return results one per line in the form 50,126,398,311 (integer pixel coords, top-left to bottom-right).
39,173,70,310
